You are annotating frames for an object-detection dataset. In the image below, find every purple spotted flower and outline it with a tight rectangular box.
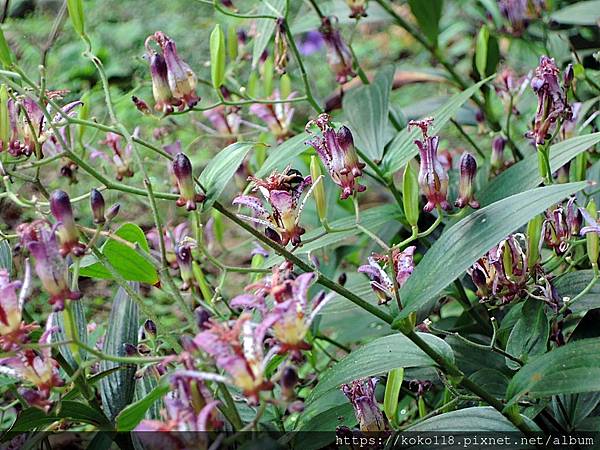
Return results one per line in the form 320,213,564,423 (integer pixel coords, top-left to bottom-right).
342,378,387,432
233,167,313,246
91,131,136,181
306,113,366,200
498,0,545,35
0,267,36,351
543,197,581,255
249,91,295,143
148,52,177,114
147,222,190,268
409,117,450,212
50,190,86,258
320,16,355,84
358,246,416,304
527,56,572,146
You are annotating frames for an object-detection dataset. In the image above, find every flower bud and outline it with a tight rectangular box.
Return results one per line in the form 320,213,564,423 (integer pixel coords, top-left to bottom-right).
0,84,9,152
175,242,194,290
194,307,211,330
527,214,543,271
403,163,420,227
149,52,175,114
310,156,327,223
586,200,599,270
338,272,347,286
144,319,157,338
105,203,120,221
563,63,574,89
280,366,298,400
131,96,150,114
173,153,205,211
90,189,105,224
347,0,368,18
50,190,85,257
161,34,199,108
455,152,479,209
123,343,138,356
491,136,506,171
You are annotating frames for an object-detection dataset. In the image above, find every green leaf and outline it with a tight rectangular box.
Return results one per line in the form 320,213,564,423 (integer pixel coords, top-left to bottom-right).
116,382,169,431
255,133,308,177
395,182,587,321
475,26,489,79
477,133,600,208
7,401,109,432
78,223,158,284
264,204,402,267
407,0,443,46
66,0,86,37
551,0,600,25
506,338,600,405
469,369,509,398
210,24,226,90
306,332,453,403
199,142,254,209
100,284,139,422
343,66,395,162
384,367,404,422
0,239,11,272
383,76,493,175
250,0,286,68
554,270,600,314
407,406,538,432
505,299,549,370
0,27,13,67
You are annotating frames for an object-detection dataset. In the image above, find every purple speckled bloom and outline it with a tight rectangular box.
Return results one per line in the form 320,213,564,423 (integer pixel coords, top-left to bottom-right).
358,247,416,304
249,91,295,143
320,16,355,84
579,207,600,236
341,378,386,432
306,113,366,200
0,268,36,351
147,222,190,268
92,131,135,181
409,117,450,212
233,167,312,246
148,52,177,114
50,190,86,257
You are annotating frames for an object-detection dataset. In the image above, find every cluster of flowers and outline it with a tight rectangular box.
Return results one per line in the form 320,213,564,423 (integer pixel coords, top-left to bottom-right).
498,0,546,36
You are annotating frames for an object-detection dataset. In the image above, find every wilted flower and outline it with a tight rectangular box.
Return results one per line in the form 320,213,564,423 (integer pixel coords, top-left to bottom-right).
19,221,82,311
0,268,36,351
358,246,416,304
49,190,86,257
320,16,355,84
306,113,366,200
561,102,582,140
233,167,313,246
91,131,135,181
409,117,450,212
469,234,528,304
527,56,572,146
347,0,368,18
146,32,199,110
543,197,581,255
342,378,386,432
194,314,274,403
249,91,295,143
455,152,480,209
0,316,63,411
172,153,205,211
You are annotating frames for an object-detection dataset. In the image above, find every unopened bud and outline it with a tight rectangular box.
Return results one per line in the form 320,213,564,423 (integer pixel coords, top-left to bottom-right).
310,156,328,223
586,200,599,270
527,214,543,270
194,307,211,330
105,203,120,221
281,366,298,400
455,152,479,209
90,189,105,224
491,136,506,171
563,64,574,89
144,319,157,338
131,96,150,114
403,163,420,227
0,84,9,152
123,343,138,356
173,153,205,211
338,272,347,286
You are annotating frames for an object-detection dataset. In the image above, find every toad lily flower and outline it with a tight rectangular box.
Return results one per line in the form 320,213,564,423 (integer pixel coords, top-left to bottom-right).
342,378,387,432
193,314,275,404
543,197,581,255
233,167,315,246
91,131,136,181
455,152,480,209
172,153,206,211
306,113,366,200
148,52,178,114
20,221,82,311
409,117,451,212
347,0,368,18
358,247,416,304
50,190,86,257
498,0,545,35
147,222,190,268
249,91,295,143
319,16,355,84
0,316,63,411
0,266,36,351
175,238,196,291
527,56,572,146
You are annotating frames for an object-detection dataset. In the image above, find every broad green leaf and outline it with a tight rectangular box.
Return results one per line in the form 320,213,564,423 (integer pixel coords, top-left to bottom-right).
306,332,453,403
554,270,600,314
66,0,85,37
383,76,493,175
395,182,587,321
506,338,600,405
384,367,404,421
250,0,286,68
256,133,308,177
551,0,600,25
7,401,109,432
344,66,395,162
505,299,549,370
407,406,538,432
469,369,509,398
407,0,443,46
117,382,169,431
264,204,402,267
0,27,13,67
55,300,88,367
210,24,226,90
199,142,254,209
478,133,600,207
0,239,11,272
475,26,489,79
445,335,508,376
100,284,139,421
78,223,158,284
